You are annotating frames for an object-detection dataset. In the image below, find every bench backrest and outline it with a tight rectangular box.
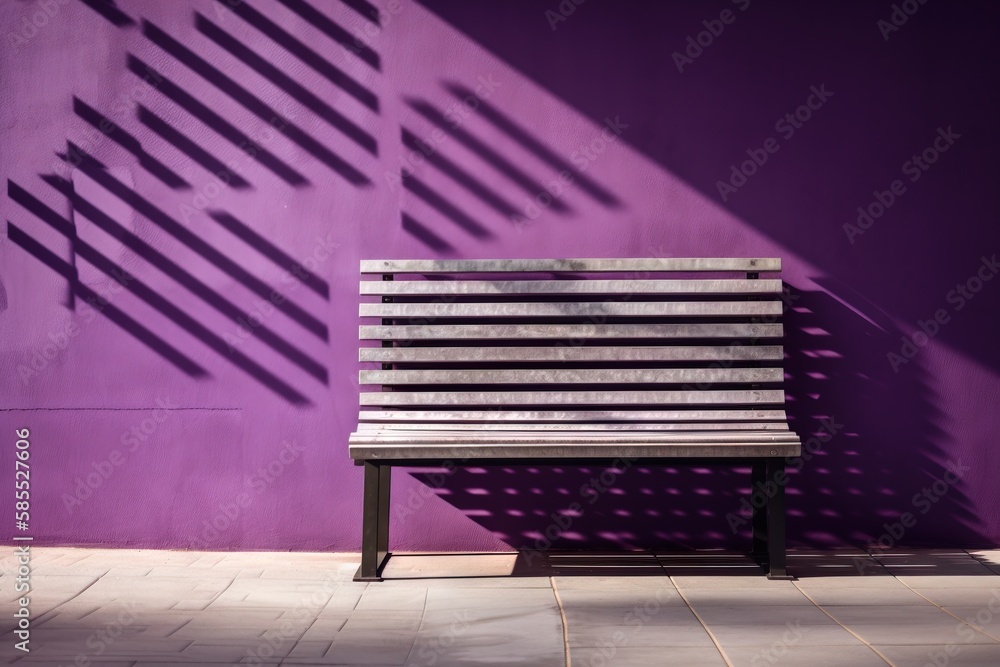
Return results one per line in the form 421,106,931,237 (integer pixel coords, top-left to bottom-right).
358,258,789,430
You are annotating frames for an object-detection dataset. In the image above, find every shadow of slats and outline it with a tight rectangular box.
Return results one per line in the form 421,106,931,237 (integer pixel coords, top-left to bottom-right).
401,211,456,254
205,210,329,300
18,177,327,385
137,105,252,189
195,13,378,153
401,170,494,240
276,0,381,70
72,97,190,190
339,0,380,25
142,20,372,184
213,0,379,112
6,223,207,378
64,144,329,341
401,128,520,219
77,0,135,27
127,55,309,186
406,98,572,214
445,82,621,208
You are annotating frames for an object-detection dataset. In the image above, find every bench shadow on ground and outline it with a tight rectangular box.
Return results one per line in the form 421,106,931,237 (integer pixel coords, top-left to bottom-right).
407,285,989,574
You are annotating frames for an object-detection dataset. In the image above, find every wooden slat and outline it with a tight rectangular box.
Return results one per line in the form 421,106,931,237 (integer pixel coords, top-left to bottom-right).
349,441,802,460
360,279,783,296
360,368,784,385
360,389,785,406
360,345,784,363
361,258,781,273
355,422,791,431
361,301,783,318
361,323,782,340
351,431,800,445
358,409,789,422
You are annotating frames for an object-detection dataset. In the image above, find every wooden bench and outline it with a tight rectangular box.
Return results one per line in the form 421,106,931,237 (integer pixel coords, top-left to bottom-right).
350,258,801,580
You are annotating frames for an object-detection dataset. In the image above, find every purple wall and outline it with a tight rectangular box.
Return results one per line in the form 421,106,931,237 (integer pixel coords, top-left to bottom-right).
2,0,998,554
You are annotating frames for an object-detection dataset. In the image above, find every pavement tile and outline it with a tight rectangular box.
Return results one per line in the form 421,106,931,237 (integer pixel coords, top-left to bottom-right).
896,575,1000,588
692,604,836,625
876,643,1000,666
724,644,889,666
14,547,1000,666
795,584,931,606
410,606,564,666
710,621,865,647
912,587,1000,608
566,607,713,648
938,607,1000,641
678,586,814,606
354,585,427,611
571,645,726,666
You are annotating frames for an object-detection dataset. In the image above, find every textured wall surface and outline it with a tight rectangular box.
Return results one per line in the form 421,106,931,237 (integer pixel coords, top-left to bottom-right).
1,0,997,553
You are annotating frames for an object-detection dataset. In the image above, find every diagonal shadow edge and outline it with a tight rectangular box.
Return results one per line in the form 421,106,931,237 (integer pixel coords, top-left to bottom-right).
204,210,330,300
141,19,375,183
443,81,621,208
7,220,312,405
136,105,252,190
6,223,207,378
125,54,309,187
72,96,191,191
207,0,380,113
405,97,573,215
11,177,328,385
193,12,379,150
61,144,329,341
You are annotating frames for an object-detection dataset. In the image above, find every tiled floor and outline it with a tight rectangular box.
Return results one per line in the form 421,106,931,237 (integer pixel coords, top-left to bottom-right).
2,548,1000,665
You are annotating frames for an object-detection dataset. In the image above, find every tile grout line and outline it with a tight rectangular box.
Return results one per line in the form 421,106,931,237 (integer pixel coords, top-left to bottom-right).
893,576,1000,642
791,581,897,666
669,576,735,667
550,576,571,667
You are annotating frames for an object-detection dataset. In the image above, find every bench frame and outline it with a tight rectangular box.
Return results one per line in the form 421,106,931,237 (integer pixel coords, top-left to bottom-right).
351,259,799,581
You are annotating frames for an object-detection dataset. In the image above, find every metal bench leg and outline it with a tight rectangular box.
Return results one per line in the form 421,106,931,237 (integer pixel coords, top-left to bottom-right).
355,461,392,582
750,461,768,561
765,457,793,580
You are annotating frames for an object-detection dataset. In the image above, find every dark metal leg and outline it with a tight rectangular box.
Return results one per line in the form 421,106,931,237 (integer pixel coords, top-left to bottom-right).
355,461,392,581
751,461,767,561
765,457,793,580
